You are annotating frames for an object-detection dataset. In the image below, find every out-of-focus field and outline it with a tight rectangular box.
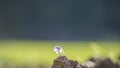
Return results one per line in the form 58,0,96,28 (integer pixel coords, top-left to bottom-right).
0,40,119,67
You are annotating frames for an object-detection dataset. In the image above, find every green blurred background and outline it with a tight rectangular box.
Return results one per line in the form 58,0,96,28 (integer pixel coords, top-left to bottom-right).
0,0,120,68
0,40,119,67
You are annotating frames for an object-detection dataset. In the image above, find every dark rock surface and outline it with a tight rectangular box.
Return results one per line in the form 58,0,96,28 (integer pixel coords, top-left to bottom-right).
51,56,87,68
51,56,120,68
89,57,119,68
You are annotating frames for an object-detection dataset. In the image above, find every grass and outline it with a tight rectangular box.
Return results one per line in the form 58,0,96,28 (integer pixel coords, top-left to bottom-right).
0,40,119,66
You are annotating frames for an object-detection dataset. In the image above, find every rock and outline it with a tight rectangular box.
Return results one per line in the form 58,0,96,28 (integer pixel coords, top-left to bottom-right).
95,58,119,68
51,56,88,68
51,56,120,68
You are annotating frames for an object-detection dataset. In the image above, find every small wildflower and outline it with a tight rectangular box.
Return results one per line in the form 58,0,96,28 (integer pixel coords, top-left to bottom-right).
54,45,65,55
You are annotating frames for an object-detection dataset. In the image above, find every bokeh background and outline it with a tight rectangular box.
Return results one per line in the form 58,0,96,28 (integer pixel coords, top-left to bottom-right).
0,0,120,40
0,0,120,68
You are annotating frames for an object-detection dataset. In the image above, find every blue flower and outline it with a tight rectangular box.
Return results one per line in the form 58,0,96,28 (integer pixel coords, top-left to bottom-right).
54,45,63,54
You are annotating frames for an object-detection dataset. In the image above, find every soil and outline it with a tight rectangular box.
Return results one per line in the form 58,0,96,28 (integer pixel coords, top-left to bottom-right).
51,56,120,68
